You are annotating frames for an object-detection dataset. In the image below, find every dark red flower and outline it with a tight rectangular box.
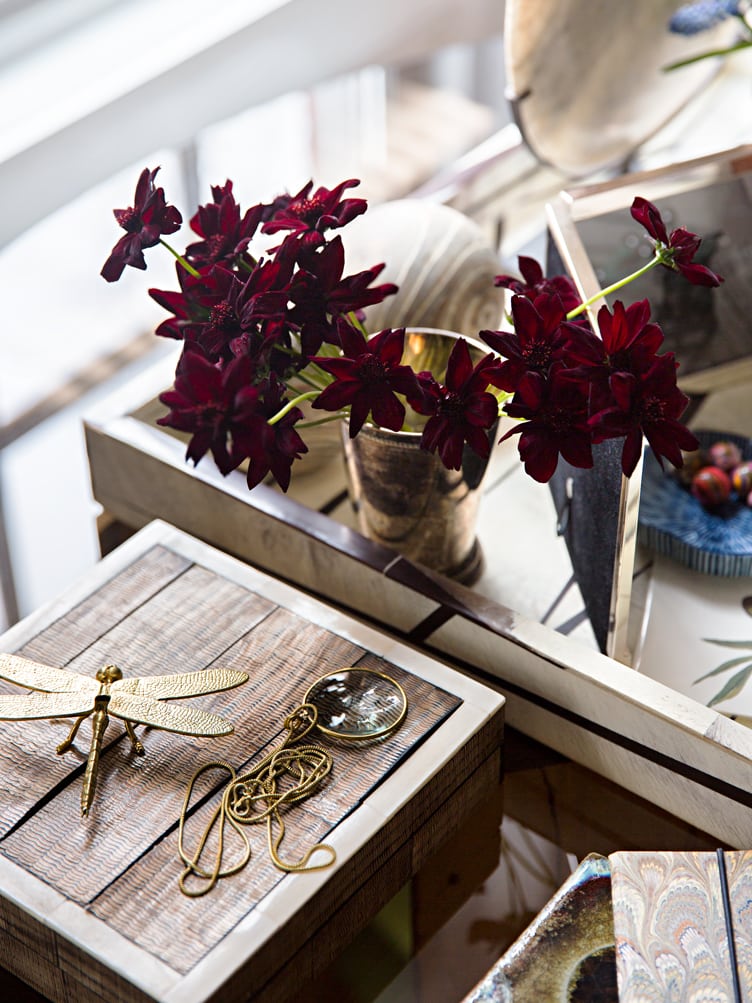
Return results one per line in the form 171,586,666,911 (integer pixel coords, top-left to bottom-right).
500,366,593,483
262,179,367,246
288,236,397,356
311,323,421,437
231,375,308,491
563,297,664,371
415,339,500,470
493,256,582,314
480,293,571,392
185,181,263,270
151,254,296,367
101,167,182,282
149,264,211,341
592,299,663,364
589,354,699,477
561,298,671,416
157,350,256,475
186,267,248,360
630,196,723,287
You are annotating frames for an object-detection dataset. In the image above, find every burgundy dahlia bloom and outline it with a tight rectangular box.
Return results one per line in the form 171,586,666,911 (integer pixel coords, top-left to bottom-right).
262,179,367,246
415,339,500,470
311,323,422,437
157,351,256,475
561,299,668,411
231,376,308,491
149,264,211,341
288,236,397,356
630,196,723,287
101,167,182,282
592,299,664,366
589,354,699,477
185,181,263,270
493,256,582,314
185,267,249,360
152,253,297,365
480,293,571,392
501,366,593,483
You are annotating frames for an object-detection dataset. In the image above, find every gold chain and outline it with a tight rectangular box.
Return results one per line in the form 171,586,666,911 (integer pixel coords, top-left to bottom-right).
178,704,335,897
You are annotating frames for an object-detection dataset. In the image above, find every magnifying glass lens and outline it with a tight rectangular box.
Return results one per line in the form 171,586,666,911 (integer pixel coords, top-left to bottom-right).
304,668,407,741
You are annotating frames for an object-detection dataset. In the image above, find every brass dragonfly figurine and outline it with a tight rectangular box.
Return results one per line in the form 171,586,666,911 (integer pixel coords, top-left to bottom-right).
0,653,248,816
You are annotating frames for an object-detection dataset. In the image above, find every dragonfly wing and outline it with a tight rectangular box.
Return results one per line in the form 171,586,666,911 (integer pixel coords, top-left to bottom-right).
112,668,248,700
108,693,234,737
0,691,93,720
0,652,95,695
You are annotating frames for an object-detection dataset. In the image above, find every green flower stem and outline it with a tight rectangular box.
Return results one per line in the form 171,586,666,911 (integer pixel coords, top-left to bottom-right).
292,370,327,391
295,362,331,391
347,310,368,336
159,238,201,278
565,253,661,320
663,37,752,72
490,388,513,415
267,390,320,426
297,413,348,429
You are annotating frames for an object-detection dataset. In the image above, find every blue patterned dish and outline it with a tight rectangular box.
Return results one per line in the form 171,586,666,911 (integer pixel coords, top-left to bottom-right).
638,430,752,576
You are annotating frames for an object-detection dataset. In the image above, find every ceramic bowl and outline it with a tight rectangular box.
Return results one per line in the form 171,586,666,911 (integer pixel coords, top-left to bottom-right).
638,430,752,576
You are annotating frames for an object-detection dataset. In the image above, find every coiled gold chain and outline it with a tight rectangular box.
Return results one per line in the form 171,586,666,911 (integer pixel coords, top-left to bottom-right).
178,704,335,897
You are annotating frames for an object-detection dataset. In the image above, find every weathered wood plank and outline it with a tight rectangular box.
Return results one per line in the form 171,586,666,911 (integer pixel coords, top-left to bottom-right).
0,607,357,892
56,563,275,682
0,563,275,837
14,546,191,670
0,899,67,1002
93,795,332,975
3,604,462,913
88,643,463,975
186,710,501,1002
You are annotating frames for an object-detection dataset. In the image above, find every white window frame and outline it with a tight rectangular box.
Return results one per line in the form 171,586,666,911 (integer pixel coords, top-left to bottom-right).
0,0,503,250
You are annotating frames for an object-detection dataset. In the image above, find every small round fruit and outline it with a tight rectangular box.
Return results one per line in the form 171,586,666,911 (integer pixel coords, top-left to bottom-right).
676,449,705,486
691,466,731,507
708,440,742,471
732,461,752,497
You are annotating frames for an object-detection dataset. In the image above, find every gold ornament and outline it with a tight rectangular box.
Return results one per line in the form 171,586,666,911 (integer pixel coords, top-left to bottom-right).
0,652,248,816
178,666,408,896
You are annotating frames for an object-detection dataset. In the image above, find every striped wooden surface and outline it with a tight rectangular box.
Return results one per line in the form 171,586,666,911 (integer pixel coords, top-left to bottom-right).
0,524,504,1003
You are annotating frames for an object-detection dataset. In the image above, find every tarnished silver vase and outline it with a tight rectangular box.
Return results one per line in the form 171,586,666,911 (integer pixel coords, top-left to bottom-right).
341,329,496,585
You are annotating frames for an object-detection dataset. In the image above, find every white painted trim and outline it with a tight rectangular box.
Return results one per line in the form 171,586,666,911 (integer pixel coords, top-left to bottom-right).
0,0,503,249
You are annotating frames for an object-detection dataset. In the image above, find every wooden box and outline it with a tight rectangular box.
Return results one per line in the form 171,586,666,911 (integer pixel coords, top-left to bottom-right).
84,356,752,848
0,521,504,1003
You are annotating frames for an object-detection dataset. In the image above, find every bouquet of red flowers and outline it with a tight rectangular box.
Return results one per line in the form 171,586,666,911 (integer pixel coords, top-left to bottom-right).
102,169,722,491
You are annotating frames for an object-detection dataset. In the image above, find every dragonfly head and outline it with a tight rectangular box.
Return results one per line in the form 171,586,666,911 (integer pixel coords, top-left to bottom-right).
97,664,123,684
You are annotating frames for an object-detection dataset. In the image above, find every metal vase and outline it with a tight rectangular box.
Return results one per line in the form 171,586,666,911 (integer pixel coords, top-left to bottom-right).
341,329,495,585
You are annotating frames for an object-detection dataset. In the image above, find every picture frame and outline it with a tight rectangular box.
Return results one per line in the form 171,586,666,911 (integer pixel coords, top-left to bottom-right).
545,144,752,662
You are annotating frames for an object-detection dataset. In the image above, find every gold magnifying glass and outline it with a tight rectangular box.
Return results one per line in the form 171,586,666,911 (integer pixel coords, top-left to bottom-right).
304,666,408,743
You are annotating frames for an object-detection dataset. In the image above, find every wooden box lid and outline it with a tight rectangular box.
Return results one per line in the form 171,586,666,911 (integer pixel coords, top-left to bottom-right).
0,521,504,1003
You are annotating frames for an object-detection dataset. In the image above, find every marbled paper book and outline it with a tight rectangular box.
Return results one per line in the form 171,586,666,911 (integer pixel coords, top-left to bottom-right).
611,850,752,1002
